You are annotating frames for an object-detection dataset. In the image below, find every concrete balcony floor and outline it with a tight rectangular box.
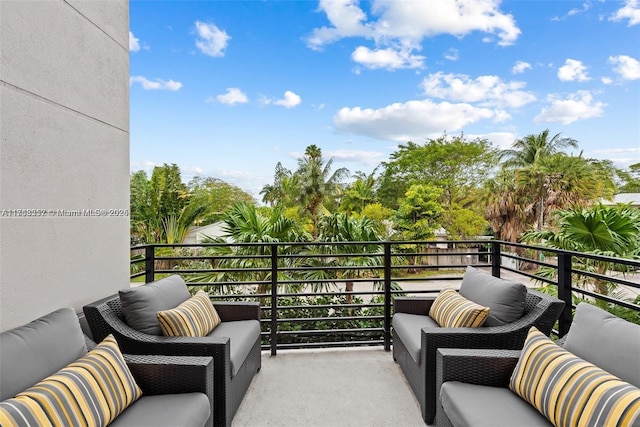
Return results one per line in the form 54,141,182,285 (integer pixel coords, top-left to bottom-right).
233,347,425,426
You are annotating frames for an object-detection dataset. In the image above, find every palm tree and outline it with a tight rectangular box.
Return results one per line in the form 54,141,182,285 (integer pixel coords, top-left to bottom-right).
190,203,310,296
311,213,384,304
485,169,533,242
296,145,349,236
500,129,578,168
260,162,299,208
524,203,640,297
340,170,378,214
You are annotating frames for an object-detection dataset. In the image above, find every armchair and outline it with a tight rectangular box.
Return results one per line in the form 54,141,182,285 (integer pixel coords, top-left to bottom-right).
84,281,261,427
392,285,564,424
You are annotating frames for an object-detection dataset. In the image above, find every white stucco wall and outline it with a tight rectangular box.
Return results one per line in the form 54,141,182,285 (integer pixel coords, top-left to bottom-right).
0,0,130,331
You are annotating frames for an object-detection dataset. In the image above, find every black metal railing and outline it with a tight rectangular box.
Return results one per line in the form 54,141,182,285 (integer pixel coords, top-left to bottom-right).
130,240,640,354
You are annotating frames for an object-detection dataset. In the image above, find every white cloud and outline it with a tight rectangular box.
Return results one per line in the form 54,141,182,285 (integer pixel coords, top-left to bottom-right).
214,88,249,105
327,149,387,167
609,55,640,80
512,61,531,74
557,59,590,82
467,132,518,150
351,46,425,69
601,76,614,85
444,48,459,61
274,91,302,108
195,21,230,57
129,31,140,52
568,2,591,16
333,99,503,142
534,90,605,124
421,72,536,108
130,76,183,91
610,0,640,25
305,0,520,70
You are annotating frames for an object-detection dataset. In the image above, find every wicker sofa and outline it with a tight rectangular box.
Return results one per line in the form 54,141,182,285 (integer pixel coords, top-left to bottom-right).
392,267,564,424
83,275,261,427
0,308,213,427
435,303,640,426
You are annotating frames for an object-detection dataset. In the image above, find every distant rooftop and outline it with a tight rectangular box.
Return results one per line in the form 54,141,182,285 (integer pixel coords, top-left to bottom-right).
602,193,640,206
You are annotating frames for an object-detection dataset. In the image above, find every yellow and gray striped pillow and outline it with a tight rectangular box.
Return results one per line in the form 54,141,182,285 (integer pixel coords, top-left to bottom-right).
429,288,489,328
0,334,142,427
157,290,221,337
510,327,640,427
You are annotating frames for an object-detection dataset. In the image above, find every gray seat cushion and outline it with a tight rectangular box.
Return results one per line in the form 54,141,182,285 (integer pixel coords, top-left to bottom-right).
119,275,190,335
459,266,527,327
208,320,261,377
564,302,640,388
440,382,550,427
392,313,439,364
109,393,210,427
0,308,87,400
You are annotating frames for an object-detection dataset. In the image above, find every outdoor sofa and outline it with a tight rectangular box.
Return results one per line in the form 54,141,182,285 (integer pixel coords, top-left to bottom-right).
83,275,261,427
0,308,213,427
392,266,564,424
435,302,640,426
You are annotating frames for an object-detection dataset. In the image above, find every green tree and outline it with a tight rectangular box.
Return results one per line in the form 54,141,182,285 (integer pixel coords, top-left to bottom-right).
499,129,578,168
356,203,394,238
188,176,255,224
192,203,310,295
617,162,640,193
393,184,444,241
260,162,300,208
379,135,498,209
313,213,384,303
340,170,378,214
524,204,640,297
296,145,349,236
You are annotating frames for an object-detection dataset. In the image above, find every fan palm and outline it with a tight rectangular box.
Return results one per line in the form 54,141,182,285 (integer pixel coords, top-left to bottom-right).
524,203,640,297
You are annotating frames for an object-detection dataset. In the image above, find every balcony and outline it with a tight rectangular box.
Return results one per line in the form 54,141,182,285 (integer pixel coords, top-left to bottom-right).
129,239,640,425
132,239,640,349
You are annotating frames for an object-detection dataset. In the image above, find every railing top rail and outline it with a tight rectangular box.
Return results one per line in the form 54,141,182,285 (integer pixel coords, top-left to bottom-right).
496,240,640,267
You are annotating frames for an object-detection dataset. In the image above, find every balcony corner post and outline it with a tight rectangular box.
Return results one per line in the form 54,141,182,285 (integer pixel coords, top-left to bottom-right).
145,245,155,283
557,252,573,337
491,241,501,278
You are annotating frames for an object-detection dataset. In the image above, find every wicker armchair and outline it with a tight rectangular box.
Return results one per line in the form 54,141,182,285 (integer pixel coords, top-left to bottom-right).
392,288,564,425
84,295,261,427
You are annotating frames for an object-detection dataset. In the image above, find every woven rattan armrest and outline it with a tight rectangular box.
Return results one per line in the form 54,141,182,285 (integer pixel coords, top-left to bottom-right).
213,302,260,322
125,354,214,396
436,348,520,388
435,348,521,427
394,297,436,315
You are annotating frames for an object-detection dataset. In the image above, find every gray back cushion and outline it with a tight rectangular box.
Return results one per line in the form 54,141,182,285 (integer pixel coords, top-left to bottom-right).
119,275,190,335
0,308,87,400
564,303,640,388
459,266,527,327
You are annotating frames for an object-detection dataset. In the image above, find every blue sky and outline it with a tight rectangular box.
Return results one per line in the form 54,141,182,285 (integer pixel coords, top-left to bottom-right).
129,0,640,199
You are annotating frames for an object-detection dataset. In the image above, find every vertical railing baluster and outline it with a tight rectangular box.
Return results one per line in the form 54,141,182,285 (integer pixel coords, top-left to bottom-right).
557,252,573,336
145,244,155,283
491,241,501,278
384,242,392,351
270,244,278,356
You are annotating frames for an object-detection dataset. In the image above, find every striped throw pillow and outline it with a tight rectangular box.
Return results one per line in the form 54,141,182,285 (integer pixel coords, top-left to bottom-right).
510,327,640,427
429,288,489,328
157,290,221,337
0,334,142,427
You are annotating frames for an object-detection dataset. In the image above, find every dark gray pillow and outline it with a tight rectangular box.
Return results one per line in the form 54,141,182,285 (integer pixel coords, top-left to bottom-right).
119,275,190,335
459,266,527,327
564,303,640,388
